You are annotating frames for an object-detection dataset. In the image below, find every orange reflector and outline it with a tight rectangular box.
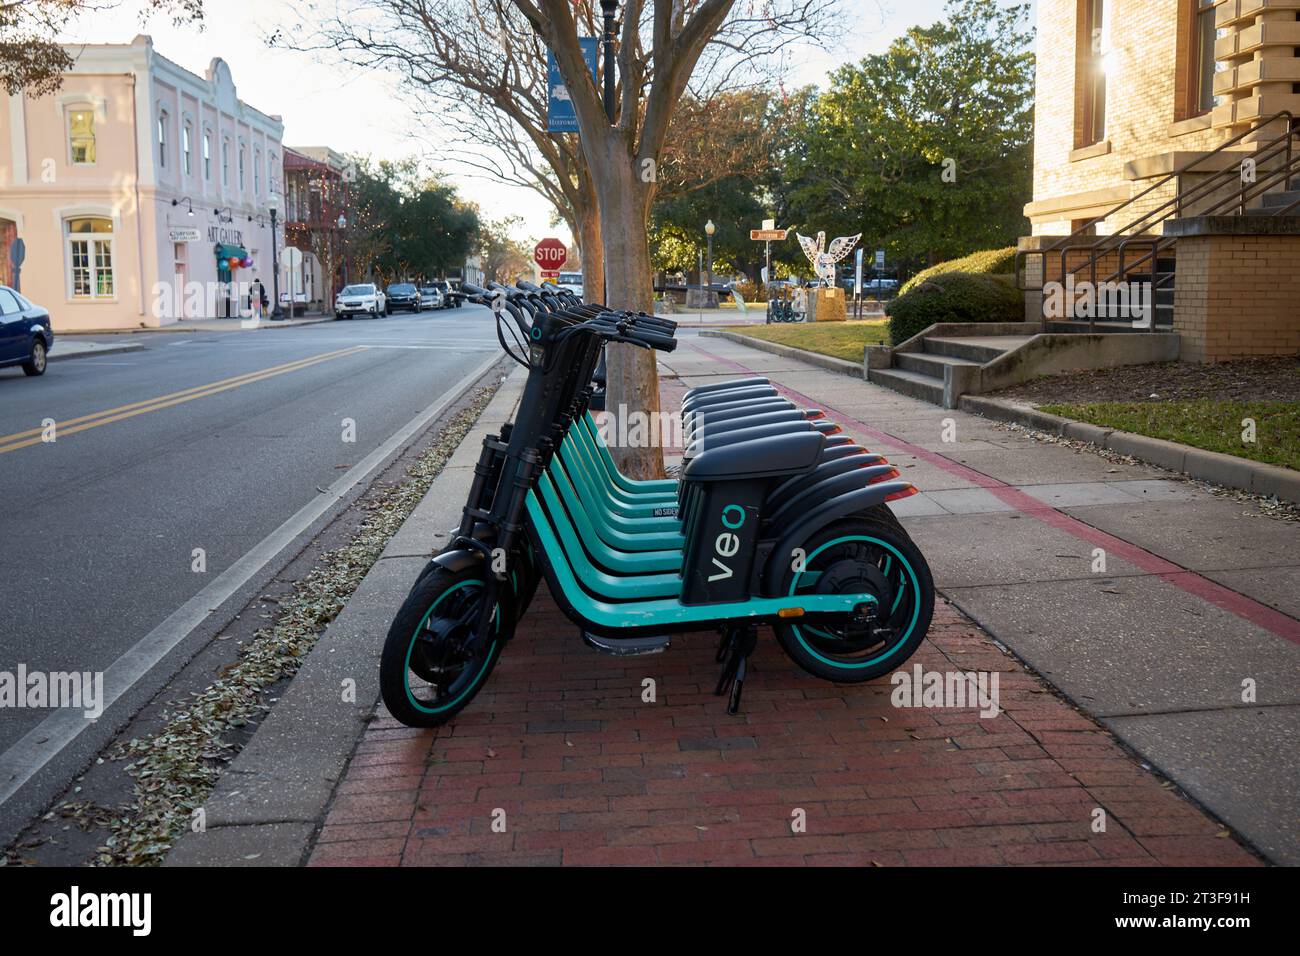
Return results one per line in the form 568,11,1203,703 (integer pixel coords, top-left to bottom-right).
869,469,902,484
778,607,805,618
885,485,919,501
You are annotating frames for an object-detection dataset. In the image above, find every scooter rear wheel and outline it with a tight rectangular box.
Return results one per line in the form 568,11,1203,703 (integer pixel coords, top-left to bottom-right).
774,518,933,683
380,567,510,727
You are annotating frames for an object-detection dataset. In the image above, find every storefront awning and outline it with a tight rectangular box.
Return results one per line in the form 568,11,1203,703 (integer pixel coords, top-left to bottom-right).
214,243,249,261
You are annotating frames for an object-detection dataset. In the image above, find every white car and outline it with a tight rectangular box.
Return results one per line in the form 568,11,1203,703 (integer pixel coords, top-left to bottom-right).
554,271,583,298
419,285,444,310
335,283,388,319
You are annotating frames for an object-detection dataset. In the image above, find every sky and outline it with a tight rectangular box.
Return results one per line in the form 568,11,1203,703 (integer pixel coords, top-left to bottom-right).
61,0,1021,247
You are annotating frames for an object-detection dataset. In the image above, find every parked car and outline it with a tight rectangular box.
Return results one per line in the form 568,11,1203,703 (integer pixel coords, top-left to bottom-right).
555,271,583,298
385,282,421,313
334,283,388,319
0,285,53,376
433,280,459,309
419,285,443,310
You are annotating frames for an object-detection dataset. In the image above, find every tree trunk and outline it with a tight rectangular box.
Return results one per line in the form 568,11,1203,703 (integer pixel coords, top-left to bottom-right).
577,205,603,307
593,144,664,480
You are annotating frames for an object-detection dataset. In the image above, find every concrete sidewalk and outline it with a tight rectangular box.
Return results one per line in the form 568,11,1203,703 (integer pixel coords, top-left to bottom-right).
667,334,1300,865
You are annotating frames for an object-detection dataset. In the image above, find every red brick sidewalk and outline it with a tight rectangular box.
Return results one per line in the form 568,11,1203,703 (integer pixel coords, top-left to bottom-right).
309,593,1260,867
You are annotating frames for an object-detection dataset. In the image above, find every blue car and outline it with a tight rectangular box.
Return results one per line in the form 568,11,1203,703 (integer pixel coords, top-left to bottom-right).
0,285,53,376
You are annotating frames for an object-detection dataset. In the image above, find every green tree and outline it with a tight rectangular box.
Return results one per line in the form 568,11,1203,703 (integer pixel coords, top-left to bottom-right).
1,0,202,94
778,0,1034,276
346,157,479,282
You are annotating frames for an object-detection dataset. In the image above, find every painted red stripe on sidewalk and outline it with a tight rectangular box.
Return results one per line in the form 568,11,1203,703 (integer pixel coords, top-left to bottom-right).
688,342,1300,645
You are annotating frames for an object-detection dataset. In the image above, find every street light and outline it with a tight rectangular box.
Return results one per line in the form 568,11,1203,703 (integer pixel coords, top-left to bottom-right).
705,219,715,295
171,198,194,217
592,0,620,411
267,193,283,320
600,0,619,124
337,213,348,287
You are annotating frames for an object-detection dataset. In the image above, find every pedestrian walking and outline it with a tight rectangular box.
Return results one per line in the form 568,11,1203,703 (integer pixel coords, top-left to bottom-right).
249,278,267,320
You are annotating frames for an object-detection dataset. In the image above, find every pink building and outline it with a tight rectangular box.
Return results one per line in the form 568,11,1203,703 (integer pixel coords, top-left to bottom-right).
0,35,285,330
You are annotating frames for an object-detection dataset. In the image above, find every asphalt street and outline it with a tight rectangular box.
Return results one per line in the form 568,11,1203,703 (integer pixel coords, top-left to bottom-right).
0,305,500,761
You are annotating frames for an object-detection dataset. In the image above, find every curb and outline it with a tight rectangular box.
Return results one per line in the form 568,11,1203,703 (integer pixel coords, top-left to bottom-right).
162,364,523,867
71,317,334,335
700,329,864,378
960,394,1300,504
49,343,146,362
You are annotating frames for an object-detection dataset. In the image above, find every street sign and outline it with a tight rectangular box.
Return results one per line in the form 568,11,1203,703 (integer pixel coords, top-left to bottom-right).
547,38,599,133
854,248,863,296
534,238,568,269
875,249,886,270
540,270,560,280
8,237,24,293
750,228,787,241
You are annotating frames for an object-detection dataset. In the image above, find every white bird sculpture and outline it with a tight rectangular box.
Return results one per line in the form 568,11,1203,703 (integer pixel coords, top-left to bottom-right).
797,231,861,286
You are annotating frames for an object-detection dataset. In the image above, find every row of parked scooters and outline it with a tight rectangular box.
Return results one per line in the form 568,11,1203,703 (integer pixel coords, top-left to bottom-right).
379,281,935,725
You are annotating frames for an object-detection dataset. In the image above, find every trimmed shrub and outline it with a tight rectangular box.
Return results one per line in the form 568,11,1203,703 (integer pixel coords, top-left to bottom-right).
898,246,1018,295
885,271,1024,346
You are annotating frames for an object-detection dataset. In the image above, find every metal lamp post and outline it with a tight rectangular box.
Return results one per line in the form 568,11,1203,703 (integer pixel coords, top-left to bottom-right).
705,219,715,293
600,0,618,123
268,193,283,320
591,0,620,411
337,213,348,287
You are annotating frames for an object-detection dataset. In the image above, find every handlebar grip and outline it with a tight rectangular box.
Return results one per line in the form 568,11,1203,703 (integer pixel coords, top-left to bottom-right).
627,330,677,352
460,282,488,296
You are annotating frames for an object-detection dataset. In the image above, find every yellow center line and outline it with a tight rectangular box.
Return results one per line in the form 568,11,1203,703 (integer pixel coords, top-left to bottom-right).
0,346,368,455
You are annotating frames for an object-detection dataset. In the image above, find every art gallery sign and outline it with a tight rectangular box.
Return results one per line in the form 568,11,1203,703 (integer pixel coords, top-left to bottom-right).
206,226,244,246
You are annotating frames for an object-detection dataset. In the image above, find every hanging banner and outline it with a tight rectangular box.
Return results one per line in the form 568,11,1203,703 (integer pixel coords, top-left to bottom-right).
547,38,599,133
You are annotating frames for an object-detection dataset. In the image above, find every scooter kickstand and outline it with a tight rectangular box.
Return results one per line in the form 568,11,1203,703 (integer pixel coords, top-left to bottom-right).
714,625,758,715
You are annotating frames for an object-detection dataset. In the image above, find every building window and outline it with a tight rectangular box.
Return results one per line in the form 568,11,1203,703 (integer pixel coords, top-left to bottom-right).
157,111,168,168
222,137,230,186
1076,0,1109,147
1193,0,1217,114
203,130,212,180
254,148,261,195
182,123,193,176
65,216,115,298
68,109,96,164
238,145,245,191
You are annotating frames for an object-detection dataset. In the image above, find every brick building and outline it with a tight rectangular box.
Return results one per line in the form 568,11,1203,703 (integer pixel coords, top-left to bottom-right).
1021,0,1300,361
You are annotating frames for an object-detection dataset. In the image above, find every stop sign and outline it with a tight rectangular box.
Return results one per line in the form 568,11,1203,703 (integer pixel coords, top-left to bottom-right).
533,237,568,270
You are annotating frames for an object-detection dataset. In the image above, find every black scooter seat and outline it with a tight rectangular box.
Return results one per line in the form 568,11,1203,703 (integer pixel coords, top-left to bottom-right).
684,430,824,481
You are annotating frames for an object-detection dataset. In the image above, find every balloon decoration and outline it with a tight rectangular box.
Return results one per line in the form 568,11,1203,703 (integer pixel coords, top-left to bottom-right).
228,257,242,270
241,256,254,268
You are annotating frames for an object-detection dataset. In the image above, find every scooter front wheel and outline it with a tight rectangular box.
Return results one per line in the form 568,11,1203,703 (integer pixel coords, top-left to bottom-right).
774,518,934,683
380,567,510,727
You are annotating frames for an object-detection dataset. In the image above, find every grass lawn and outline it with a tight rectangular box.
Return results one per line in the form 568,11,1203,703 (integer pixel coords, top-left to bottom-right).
733,320,889,362
1039,399,1300,471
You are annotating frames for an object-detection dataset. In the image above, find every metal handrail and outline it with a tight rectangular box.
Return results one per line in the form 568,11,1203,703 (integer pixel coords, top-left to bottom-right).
1016,111,1298,296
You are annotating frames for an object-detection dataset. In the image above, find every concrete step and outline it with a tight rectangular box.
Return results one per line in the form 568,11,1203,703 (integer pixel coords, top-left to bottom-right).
867,366,943,405
1260,188,1300,209
923,335,1027,363
1043,320,1156,333
896,350,980,378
